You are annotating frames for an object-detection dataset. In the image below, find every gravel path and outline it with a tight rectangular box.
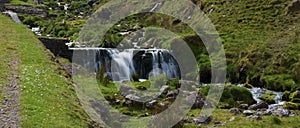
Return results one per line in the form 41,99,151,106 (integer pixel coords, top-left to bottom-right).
0,57,20,128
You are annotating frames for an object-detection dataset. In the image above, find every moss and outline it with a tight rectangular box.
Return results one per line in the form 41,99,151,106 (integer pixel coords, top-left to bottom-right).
199,84,255,108
290,91,300,99
259,92,276,104
283,102,299,110
282,91,291,101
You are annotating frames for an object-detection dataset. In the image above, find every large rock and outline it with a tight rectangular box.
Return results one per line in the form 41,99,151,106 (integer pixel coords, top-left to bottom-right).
248,101,269,110
5,5,46,16
243,110,255,116
246,115,262,120
238,104,249,110
229,108,241,115
267,105,290,117
193,115,213,125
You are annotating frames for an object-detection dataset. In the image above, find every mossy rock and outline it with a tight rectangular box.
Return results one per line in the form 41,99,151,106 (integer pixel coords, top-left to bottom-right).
244,83,254,88
290,91,300,99
259,92,276,104
282,91,291,101
291,98,300,103
283,102,299,110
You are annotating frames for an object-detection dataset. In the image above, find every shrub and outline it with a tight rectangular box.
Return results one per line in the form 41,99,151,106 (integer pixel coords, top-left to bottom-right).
261,74,297,92
166,78,180,89
199,84,255,108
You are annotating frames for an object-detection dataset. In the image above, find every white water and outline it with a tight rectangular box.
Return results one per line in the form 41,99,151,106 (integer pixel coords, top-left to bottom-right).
3,11,22,24
83,48,181,81
237,84,285,106
108,49,136,81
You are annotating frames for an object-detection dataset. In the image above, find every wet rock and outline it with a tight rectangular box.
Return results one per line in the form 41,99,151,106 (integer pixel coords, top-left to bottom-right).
5,5,46,16
248,101,268,110
146,100,157,108
183,117,192,123
246,115,262,120
137,113,149,118
243,110,255,116
160,85,170,95
229,108,241,115
238,104,249,110
166,90,178,97
267,105,290,117
193,115,213,125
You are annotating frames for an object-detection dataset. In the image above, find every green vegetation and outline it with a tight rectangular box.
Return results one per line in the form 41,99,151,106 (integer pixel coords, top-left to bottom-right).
199,84,255,108
184,109,300,128
0,14,95,127
260,92,276,104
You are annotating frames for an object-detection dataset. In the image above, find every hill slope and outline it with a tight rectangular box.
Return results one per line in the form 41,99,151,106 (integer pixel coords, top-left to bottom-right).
0,14,98,127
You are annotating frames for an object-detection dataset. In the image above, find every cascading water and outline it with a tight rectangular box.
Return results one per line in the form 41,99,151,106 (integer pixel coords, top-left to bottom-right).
108,49,136,81
78,48,180,81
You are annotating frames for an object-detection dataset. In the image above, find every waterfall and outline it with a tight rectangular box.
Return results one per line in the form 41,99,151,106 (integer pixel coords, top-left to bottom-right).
76,48,181,81
3,11,22,24
108,49,136,81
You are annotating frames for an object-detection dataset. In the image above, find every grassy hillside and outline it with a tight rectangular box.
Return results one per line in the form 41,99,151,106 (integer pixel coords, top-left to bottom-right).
0,14,98,127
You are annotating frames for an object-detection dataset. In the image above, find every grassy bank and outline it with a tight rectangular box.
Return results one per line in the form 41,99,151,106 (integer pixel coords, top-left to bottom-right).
0,14,95,127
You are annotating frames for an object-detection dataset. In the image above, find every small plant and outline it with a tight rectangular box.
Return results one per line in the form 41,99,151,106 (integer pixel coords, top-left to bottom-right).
271,116,282,125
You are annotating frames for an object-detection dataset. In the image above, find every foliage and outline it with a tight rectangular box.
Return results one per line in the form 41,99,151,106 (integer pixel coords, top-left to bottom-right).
199,84,255,108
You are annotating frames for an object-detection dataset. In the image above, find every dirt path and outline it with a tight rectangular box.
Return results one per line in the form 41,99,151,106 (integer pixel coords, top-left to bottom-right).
0,55,20,128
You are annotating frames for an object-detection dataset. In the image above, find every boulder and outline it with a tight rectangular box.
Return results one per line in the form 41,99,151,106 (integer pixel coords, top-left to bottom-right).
248,101,268,110
268,106,290,117
243,110,255,116
160,85,170,95
246,115,262,120
166,90,179,97
193,115,213,125
229,108,241,115
238,104,249,110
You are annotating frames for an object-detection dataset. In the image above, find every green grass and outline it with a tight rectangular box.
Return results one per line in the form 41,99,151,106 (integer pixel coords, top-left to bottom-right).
0,14,95,127
184,109,300,128
8,0,35,6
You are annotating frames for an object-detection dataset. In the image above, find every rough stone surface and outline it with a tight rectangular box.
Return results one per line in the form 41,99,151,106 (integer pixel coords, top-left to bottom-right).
229,108,242,115
248,101,268,110
246,115,262,120
238,104,249,110
193,115,213,125
243,110,255,116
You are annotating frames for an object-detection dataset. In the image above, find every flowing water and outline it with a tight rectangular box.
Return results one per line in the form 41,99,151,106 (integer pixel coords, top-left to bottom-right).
76,48,181,81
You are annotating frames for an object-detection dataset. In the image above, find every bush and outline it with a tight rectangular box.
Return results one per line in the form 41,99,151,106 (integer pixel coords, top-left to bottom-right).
259,92,276,104
166,78,180,89
261,74,297,92
199,84,255,108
